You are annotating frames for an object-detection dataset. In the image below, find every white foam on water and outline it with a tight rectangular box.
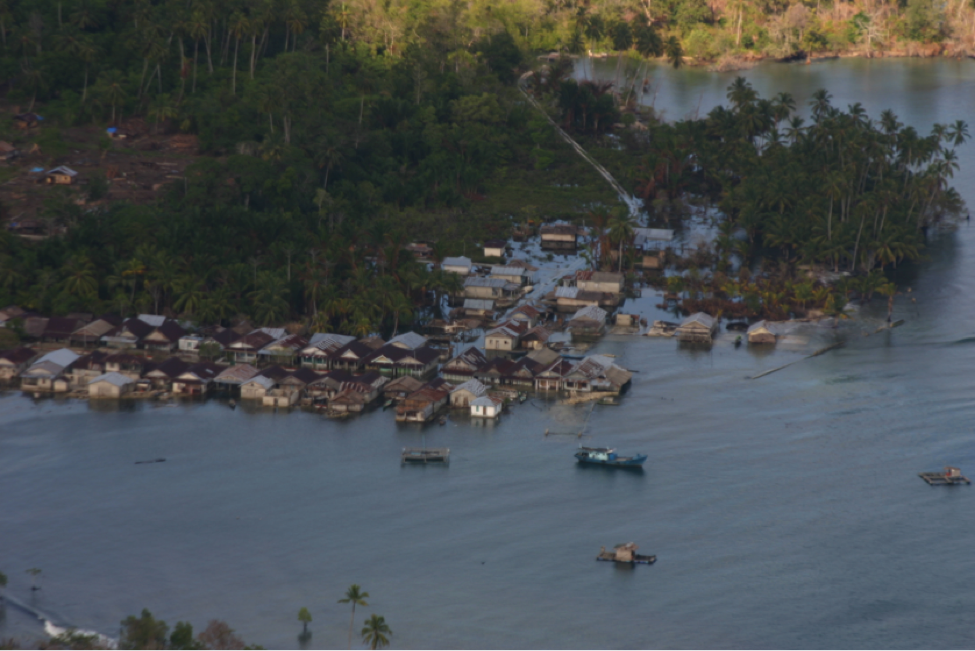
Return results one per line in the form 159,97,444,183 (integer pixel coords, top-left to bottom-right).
44,619,118,649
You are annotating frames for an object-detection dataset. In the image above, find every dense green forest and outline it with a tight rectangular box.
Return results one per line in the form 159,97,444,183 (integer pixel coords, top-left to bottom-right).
0,0,968,333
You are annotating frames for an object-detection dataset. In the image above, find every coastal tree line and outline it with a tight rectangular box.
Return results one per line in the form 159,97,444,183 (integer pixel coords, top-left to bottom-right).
0,576,391,650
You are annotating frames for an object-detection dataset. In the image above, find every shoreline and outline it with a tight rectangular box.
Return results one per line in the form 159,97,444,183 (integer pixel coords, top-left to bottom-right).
577,42,975,73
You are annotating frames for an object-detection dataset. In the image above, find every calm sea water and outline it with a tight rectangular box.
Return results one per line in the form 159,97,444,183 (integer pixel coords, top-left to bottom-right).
2,59,975,649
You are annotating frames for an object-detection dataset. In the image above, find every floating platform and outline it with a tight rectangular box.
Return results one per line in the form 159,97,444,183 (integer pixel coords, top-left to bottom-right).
401,447,450,464
919,466,970,485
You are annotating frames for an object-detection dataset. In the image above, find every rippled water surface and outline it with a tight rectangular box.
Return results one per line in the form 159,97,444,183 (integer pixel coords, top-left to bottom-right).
2,59,975,649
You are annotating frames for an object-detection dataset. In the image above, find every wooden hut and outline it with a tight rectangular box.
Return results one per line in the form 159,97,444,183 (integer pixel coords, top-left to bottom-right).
44,166,78,185
676,313,717,344
747,320,776,345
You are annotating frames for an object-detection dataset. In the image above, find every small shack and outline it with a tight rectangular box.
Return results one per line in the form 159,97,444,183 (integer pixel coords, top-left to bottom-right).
676,313,717,344
44,166,78,185
14,113,41,129
747,320,776,345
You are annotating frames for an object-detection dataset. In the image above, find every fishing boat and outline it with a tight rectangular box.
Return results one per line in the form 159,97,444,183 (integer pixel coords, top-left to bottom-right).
381,399,393,410
597,543,656,565
401,447,450,464
575,446,646,467
596,396,620,406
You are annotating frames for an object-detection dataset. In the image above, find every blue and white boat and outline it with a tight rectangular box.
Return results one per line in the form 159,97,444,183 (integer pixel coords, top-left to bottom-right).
574,446,646,467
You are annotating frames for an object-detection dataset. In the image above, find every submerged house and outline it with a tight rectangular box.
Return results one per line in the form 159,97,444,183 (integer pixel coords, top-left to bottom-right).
567,305,608,338
88,372,140,398
87,372,136,399
533,357,574,392
449,378,488,408
69,351,110,387
383,375,425,402
213,363,260,393
747,320,777,345
0,347,37,383
172,362,225,396
463,277,519,301
144,357,190,390
485,320,527,351
676,313,718,344
540,223,583,250
104,353,149,380
442,347,488,383
470,395,503,419
20,348,80,392
299,333,356,369
563,355,633,394
576,271,624,295
395,380,452,423
489,265,533,286
463,299,495,318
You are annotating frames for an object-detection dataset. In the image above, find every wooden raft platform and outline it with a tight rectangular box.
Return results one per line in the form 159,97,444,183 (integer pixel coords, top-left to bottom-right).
401,447,450,464
919,466,971,486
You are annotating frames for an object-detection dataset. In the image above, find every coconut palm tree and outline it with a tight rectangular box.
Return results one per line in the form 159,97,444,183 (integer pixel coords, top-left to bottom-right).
338,584,369,650
229,12,250,96
96,70,127,124
608,210,635,273
360,614,391,650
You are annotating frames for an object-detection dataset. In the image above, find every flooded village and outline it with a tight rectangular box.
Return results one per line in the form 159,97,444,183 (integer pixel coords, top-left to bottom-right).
0,223,653,424
0,216,854,428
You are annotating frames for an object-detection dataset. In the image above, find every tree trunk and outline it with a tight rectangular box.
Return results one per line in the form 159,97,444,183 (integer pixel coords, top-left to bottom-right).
177,38,186,101
138,58,149,97
82,66,88,102
205,29,214,73
192,40,198,93
232,37,239,95
250,33,257,78
347,605,356,650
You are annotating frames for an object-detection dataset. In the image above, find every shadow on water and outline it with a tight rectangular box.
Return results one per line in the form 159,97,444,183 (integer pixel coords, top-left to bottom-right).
87,399,139,414
574,463,646,479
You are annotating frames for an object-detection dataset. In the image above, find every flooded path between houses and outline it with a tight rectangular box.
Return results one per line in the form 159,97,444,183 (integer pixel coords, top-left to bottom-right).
3,58,975,649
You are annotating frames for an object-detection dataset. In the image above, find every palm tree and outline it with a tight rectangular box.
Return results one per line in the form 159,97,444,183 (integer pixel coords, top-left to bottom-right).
248,272,289,324
96,70,127,124
608,210,635,273
148,93,177,134
360,614,391,650
60,255,98,299
338,584,369,650
229,12,250,96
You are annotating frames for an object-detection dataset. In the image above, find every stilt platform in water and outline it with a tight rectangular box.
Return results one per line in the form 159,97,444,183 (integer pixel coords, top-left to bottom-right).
918,466,970,485
401,447,450,464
